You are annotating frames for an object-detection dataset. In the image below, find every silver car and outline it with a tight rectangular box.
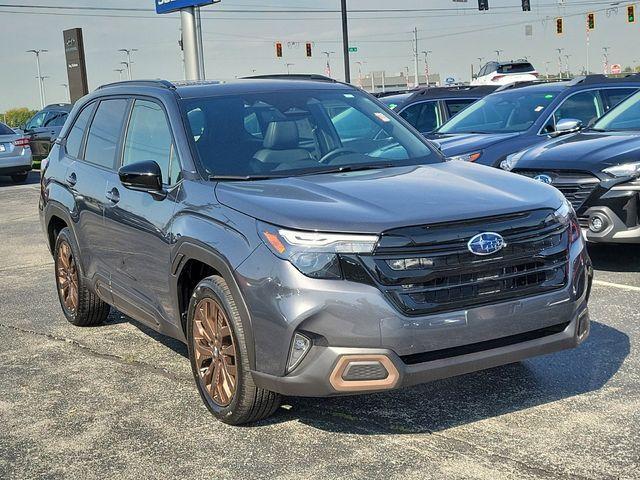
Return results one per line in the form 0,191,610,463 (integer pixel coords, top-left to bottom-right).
0,122,32,183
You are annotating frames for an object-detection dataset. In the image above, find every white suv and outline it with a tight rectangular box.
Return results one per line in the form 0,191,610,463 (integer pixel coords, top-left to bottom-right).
472,61,539,86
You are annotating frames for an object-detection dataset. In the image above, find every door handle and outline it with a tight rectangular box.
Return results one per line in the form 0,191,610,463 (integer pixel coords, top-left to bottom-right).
105,187,120,204
66,172,77,187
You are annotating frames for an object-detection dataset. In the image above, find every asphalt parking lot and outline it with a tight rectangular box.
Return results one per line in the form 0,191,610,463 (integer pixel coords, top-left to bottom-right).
0,172,638,480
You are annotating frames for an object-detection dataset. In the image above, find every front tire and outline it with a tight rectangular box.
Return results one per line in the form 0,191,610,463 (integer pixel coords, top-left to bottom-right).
187,275,281,425
54,228,110,326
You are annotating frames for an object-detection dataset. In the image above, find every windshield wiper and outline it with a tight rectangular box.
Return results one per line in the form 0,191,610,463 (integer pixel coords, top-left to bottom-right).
296,163,397,176
209,174,283,181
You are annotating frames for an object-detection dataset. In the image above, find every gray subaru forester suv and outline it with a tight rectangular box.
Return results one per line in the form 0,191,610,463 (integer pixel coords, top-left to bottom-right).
39,76,592,425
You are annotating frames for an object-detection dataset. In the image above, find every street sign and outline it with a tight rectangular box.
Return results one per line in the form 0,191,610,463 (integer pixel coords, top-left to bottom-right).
611,64,622,75
156,0,217,14
348,47,358,53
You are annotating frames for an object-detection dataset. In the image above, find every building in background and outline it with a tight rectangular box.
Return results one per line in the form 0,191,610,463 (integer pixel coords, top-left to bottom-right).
360,71,442,93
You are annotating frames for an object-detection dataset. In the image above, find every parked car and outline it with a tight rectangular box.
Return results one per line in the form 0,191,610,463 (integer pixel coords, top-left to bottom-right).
429,75,640,166
378,86,497,135
40,76,592,425
471,60,539,86
22,103,72,163
0,122,32,183
504,89,640,244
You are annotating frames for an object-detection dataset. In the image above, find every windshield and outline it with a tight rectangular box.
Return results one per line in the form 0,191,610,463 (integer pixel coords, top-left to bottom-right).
181,89,439,178
593,90,640,132
437,89,557,134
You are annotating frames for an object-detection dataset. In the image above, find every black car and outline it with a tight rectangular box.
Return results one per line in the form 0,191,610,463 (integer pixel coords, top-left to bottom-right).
22,103,72,162
429,75,640,166
505,89,640,244
378,86,497,135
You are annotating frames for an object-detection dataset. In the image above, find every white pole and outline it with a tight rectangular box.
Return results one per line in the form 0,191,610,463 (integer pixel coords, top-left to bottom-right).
413,27,419,87
35,53,44,109
195,6,206,79
181,7,201,80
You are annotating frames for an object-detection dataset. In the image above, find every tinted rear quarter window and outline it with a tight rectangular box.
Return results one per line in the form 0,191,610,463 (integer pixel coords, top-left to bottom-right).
84,99,129,169
445,99,476,117
65,103,96,159
0,123,14,135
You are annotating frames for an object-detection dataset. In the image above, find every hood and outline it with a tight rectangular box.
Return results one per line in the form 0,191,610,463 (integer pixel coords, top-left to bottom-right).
215,162,564,234
515,131,640,172
428,132,522,156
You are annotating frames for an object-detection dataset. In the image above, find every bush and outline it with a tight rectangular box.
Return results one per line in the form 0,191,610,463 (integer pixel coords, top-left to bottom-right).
1,108,37,128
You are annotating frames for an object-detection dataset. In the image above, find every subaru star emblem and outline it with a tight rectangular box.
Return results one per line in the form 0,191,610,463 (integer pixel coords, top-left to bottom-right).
534,174,553,185
467,232,506,256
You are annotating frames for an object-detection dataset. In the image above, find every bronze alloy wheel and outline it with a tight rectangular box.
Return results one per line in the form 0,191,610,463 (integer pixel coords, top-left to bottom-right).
57,241,79,313
192,298,238,407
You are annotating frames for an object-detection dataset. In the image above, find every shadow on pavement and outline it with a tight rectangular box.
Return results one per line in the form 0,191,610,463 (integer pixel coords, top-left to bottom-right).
0,170,40,187
267,321,629,434
588,243,640,273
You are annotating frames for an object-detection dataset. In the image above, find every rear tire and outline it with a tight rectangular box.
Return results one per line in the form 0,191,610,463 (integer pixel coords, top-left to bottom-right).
11,173,28,183
54,228,110,326
187,275,281,425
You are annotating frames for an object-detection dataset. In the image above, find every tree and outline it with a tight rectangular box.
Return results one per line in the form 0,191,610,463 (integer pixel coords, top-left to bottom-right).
1,108,37,128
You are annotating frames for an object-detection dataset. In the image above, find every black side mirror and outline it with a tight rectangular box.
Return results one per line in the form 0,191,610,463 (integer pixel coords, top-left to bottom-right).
119,161,164,194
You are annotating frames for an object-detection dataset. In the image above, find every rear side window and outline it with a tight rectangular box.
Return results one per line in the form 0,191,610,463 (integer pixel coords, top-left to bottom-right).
84,99,129,169
445,99,476,117
0,123,14,135
65,103,96,159
602,88,637,111
400,101,441,132
123,99,181,185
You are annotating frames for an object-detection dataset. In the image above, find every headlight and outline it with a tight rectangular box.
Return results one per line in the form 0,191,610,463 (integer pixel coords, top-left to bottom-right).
500,150,527,171
447,151,482,162
603,162,640,178
552,199,580,243
258,221,378,279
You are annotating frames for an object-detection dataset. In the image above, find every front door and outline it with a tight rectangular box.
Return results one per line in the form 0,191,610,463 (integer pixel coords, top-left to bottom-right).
102,98,182,328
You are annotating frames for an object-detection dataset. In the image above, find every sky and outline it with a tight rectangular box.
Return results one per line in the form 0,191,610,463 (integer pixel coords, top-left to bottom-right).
1,0,639,111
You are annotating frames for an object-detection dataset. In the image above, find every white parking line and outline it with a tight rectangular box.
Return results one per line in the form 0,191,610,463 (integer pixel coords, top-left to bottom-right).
593,280,640,292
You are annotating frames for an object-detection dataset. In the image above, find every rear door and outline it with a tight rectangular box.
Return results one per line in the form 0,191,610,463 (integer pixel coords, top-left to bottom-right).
102,98,182,327
67,98,130,288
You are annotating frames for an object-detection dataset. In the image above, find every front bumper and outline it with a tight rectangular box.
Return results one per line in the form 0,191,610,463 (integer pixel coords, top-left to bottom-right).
236,240,592,397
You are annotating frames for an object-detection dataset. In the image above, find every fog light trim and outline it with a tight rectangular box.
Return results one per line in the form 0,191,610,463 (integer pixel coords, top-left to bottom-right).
329,354,400,392
286,333,311,373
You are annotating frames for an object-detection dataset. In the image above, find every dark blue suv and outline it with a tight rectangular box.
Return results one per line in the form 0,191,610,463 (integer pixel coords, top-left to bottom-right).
429,75,640,166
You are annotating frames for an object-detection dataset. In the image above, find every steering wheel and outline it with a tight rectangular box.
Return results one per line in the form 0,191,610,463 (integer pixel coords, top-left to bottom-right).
319,148,358,164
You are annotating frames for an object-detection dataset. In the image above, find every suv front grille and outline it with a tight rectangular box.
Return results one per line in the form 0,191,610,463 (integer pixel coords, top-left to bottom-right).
516,170,601,211
356,209,569,316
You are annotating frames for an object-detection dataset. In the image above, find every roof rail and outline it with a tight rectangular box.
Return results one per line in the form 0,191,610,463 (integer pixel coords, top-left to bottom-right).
241,74,337,83
97,79,176,90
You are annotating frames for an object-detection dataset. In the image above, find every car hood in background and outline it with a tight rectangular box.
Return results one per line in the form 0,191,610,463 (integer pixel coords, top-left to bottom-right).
428,132,522,156
216,162,564,233
514,131,640,172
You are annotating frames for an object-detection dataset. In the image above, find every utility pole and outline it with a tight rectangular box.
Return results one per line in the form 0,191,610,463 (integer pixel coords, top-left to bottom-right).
422,50,432,86
114,68,125,81
413,27,420,88
26,49,47,109
118,48,138,79
341,0,351,83
495,49,504,61
602,46,610,74
61,83,70,103
556,48,565,79
322,51,335,78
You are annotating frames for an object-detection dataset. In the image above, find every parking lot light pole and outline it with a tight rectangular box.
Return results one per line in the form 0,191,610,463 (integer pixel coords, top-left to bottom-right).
114,68,125,81
26,49,48,109
118,48,137,79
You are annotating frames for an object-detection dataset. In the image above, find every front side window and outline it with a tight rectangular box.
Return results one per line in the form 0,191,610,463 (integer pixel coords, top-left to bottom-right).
182,89,438,178
65,103,96,159
123,99,181,185
399,101,440,133
84,99,128,169
45,112,68,127
438,90,557,134
593,90,640,132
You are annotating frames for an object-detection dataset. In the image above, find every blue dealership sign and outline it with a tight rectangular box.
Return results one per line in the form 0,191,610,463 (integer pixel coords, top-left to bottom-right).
156,0,216,14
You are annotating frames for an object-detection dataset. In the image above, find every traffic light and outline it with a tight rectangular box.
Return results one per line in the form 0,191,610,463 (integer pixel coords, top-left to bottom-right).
275,42,283,58
522,0,531,12
628,5,636,23
305,42,313,58
587,12,595,30
556,17,563,35
478,0,489,11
